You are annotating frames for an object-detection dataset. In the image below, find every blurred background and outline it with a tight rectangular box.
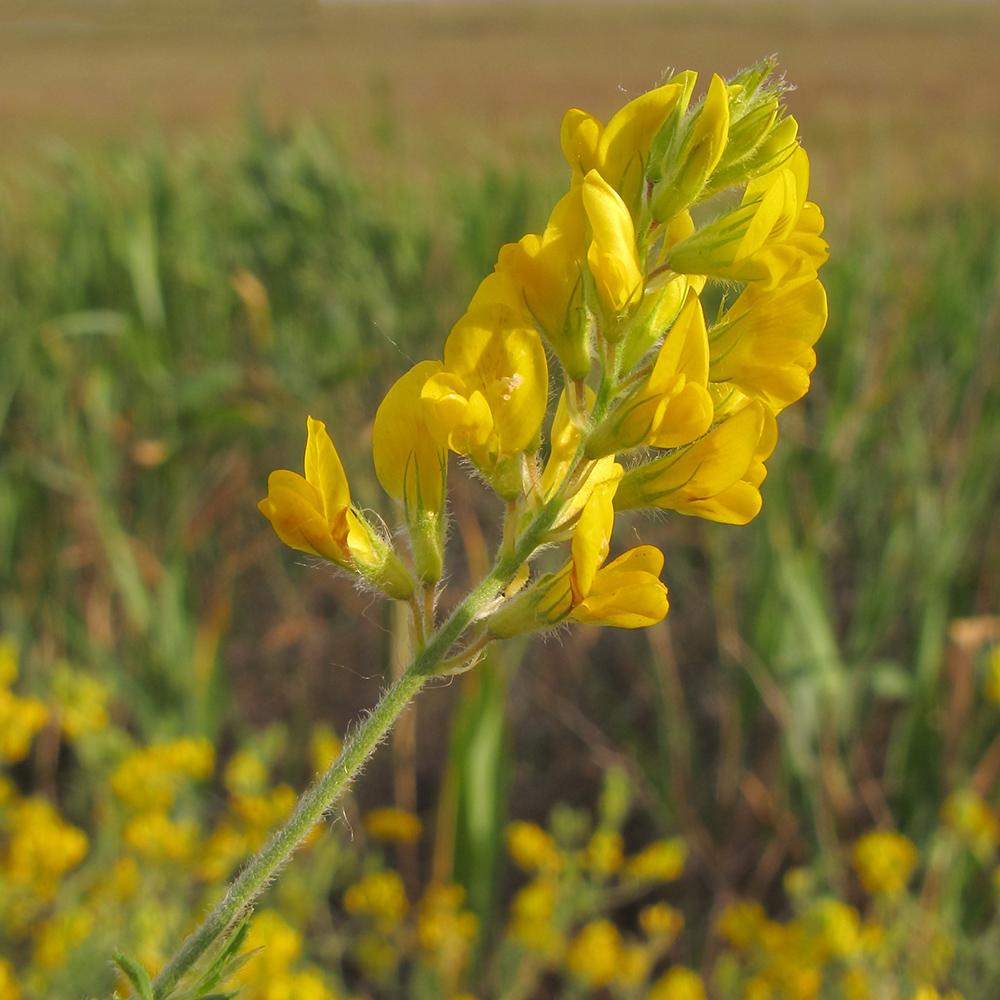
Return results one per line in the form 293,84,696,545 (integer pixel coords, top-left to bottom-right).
1,2,1000,997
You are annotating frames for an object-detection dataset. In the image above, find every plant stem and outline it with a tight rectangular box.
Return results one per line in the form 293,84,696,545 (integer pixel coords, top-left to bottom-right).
150,497,561,999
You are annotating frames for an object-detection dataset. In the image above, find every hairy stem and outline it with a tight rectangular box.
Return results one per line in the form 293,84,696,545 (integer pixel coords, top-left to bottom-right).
150,496,561,999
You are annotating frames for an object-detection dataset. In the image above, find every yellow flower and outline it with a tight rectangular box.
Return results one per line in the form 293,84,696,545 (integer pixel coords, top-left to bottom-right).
505,821,563,874
224,749,269,796
420,298,548,489
615,400,775,524
851,829,919,897
566,919,623,989
123,811,198,863
0,687,48,764
537,385,622,520
583,829,624,877
49,664,109,741
261,417,413,599
416,884,478,986
364,806,423,844
667,148,828,288
343,870,409,930
237,909,302,982
491,476,669,635
647,965,708,1000
561,80,684,215
0,958,18,1000
112,737,214,813
640,902,684,945
587,289,713,456
624,836,687,882
231,784,296,832
942,789,1000,858
373,360,452,582
507,878,564,960
912,989,965,1000
496,188,591,380
716,899,768,952
3,797,88,895
806,898,861,959
840,968,872,1000
616,943,652,988
310,723,342,772
709,258,828,412
372,363,448,510
581,169,643,322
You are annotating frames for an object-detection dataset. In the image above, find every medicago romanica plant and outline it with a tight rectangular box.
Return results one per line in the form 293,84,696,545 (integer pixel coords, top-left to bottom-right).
131,60,829,999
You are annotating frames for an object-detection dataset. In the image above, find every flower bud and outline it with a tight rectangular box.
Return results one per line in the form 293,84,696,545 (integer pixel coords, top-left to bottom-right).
650,74,730,223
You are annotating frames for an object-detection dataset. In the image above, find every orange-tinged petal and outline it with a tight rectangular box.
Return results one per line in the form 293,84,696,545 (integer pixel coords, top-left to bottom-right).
258,470,351,565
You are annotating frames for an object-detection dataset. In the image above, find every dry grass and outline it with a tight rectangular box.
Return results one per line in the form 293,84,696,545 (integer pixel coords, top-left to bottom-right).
1,0,998,210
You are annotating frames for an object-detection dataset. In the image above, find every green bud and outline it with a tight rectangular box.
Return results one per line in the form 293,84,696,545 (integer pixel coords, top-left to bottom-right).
650,74,730,223
599,764,632,829
645,70,698,184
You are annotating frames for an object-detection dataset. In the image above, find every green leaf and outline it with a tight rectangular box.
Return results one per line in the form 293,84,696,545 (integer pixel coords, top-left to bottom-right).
113,952,155,1000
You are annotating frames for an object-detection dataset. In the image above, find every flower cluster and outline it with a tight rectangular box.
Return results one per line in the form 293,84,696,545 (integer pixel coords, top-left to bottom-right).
713,828,980,1000
259,60,828,649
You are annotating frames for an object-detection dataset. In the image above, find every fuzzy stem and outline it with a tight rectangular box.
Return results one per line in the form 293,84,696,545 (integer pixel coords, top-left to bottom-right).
150,496,562,1000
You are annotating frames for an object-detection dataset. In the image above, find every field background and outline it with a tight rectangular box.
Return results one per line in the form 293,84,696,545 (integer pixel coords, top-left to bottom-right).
1,2,1000,997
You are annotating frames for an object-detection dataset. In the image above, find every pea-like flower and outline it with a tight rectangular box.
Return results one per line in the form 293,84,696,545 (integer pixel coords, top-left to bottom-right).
260,416,413,599
709,254,828,412
586,289,714,457
614,401,776,525
561,80,685,216
667,147,828,288
581,170,644,327
420,296,548,495
490,478,669,637
372,361,451,583
496,188,591,380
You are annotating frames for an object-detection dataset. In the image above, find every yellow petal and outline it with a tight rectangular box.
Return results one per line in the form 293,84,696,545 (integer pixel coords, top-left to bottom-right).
258,470,351,565
582,170,643,317
616,402,766,520
677,480,762,525
647,381,715,449
444,309,548,457
710,268,827,410
497,189,590,380
570,546,669,627
304,416,351,522
373,360,448,515
597,83,684,211
561,108,603,179
570,478,617,601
